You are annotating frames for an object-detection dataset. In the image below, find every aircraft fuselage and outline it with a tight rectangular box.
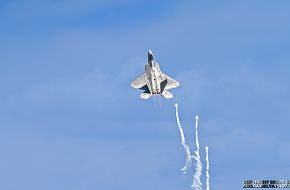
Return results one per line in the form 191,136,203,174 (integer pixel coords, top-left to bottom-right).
130,50,179,99
145,51,163,94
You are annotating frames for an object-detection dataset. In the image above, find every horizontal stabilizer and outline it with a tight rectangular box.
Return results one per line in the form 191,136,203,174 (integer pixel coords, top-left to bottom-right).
140,93,152,99
162,90,173,99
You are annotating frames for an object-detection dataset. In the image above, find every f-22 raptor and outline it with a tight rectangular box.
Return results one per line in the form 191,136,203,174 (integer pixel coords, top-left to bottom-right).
130,50,180,99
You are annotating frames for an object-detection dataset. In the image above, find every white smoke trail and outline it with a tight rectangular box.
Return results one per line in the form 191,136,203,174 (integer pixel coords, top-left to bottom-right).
192,116,203,190
153,96,157,108
174,103,192,174
157,96,162,108
205,146,210,190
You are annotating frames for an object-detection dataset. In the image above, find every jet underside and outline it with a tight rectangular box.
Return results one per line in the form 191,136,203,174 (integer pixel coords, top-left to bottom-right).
130,50,180,99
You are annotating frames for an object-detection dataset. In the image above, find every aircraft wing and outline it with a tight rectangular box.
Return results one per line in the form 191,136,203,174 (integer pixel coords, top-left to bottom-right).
130,73,147,89
163,73,180,90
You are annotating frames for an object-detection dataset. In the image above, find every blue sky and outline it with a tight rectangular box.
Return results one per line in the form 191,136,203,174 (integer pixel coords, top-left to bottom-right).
0,0,290,189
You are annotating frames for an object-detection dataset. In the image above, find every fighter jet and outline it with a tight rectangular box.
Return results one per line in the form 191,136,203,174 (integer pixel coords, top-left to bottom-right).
130,50,180,99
